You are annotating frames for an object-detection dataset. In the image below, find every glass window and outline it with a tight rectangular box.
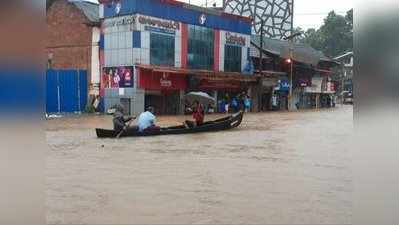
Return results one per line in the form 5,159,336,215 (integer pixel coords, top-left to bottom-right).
188,25,214,70
224,45,242,72
150,33,175,66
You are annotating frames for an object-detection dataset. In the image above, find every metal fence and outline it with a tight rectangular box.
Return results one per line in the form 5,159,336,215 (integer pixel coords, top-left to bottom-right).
46,69,87,113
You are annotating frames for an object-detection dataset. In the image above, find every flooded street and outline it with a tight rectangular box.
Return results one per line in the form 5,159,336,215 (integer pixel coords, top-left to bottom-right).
46,106,353,224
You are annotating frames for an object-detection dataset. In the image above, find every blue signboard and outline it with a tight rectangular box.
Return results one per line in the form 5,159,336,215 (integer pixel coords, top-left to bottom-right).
145,26,175,35
103,0,251,35
279,80,290,91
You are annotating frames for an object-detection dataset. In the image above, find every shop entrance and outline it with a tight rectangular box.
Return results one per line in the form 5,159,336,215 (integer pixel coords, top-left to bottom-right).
145,90,180,115
260,92,272,111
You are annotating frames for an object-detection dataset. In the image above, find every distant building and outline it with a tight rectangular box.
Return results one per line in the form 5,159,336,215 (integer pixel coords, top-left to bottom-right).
250,36,339,111
223,0,293,39
334,51,353,92
46,0,101,96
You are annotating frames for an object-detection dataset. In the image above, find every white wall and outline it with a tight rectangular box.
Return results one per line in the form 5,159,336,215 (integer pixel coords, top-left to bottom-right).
140,31,150,65
175,26,182,68
91,27,101,95
219,30,226,71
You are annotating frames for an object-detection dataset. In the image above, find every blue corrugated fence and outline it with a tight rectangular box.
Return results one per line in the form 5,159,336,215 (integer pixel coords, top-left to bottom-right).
46,69,87,113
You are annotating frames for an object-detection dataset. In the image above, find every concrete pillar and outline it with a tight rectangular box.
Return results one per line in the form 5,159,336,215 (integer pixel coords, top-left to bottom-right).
131,89,145,116
250,85,261,112
179,89,185,115
316,93,320,109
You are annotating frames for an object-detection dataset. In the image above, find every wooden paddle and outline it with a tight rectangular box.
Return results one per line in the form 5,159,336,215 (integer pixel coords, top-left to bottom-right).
116,118,134,139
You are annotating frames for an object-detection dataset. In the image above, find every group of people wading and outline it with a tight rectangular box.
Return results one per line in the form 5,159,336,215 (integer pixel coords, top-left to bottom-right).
112,100,205,135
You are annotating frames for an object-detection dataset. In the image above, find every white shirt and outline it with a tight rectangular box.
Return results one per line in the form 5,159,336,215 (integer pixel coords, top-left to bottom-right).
137,111,156,132
272,96,278,106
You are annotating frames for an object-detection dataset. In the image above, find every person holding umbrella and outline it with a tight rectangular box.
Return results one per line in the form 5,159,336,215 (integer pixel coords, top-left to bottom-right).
193,100,205,125
184,100,204,128
184,92,214,128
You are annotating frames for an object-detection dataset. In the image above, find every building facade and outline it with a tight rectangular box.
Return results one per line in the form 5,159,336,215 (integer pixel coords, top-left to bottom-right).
250,35,338,111
46,0,101,97
334,51,353,93
99,0,254,115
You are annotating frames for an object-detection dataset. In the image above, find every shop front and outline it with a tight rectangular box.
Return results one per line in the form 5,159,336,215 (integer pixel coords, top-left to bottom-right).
98,0,253,114
303,76,336,109
190,73,257,113
272,79,289,111
136,66,187,115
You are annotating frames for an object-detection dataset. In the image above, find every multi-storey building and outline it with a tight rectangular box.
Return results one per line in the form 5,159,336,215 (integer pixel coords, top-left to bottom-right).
99,0,256,115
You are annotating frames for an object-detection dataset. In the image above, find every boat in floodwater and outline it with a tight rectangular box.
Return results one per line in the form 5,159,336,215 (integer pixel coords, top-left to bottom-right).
96,111,244,138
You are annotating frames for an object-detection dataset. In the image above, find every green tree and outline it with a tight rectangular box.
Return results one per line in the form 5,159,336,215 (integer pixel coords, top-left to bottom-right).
304,28,323,50
298,9,353,57
318,11,353,57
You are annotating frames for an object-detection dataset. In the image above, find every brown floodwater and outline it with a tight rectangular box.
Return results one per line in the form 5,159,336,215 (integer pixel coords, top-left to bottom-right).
46,106,353,224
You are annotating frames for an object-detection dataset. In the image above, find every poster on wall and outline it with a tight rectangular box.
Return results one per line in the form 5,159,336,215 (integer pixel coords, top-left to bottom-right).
305,77,323,93
101,66,134,89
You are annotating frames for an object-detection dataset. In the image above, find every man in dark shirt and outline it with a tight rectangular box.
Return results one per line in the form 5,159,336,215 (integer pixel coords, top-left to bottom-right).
113,104,135,133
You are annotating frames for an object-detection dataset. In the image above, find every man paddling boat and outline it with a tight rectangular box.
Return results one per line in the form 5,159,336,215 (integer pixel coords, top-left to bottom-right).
113,105,136,134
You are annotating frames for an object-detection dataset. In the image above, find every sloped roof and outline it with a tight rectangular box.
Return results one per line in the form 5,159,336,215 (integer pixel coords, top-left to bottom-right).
334,51,353,60
251,35,334,66
69,0,99,24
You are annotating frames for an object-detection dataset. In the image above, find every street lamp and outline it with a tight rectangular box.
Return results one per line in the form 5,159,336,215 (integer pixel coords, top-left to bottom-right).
284,32,302,111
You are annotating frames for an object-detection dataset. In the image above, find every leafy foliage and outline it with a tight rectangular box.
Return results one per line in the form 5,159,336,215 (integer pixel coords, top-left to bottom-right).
296,9,353,57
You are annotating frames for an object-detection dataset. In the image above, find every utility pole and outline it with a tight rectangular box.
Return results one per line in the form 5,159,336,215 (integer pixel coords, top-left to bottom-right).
284,32,302,111
259,20,264,75
289,39,294,110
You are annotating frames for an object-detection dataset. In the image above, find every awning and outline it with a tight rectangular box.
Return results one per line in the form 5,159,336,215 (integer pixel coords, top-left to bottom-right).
135,64,259,82
314,68,333,74
257,70,287,77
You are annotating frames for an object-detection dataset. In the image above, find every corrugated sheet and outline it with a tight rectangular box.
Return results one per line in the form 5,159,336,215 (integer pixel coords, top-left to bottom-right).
69,0,99,23
251,35,332,66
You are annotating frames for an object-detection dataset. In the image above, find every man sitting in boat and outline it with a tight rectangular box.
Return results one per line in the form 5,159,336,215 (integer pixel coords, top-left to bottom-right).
137,106,160,132
184,101,205,128
113,104,136,133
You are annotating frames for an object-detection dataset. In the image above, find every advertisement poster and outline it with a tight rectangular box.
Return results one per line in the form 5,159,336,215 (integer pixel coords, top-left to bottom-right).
101,66,134,89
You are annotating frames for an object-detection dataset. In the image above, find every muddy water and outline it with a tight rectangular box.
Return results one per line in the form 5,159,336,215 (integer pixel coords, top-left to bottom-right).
46,106,353,224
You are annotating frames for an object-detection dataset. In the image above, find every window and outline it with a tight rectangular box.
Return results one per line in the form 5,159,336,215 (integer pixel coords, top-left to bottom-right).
150,33,175,66
224,45,242,72
188,25,214,70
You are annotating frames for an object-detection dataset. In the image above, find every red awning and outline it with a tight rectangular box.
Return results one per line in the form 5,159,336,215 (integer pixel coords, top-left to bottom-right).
135,64,259,82
198,79,242,91
137,67,187,91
